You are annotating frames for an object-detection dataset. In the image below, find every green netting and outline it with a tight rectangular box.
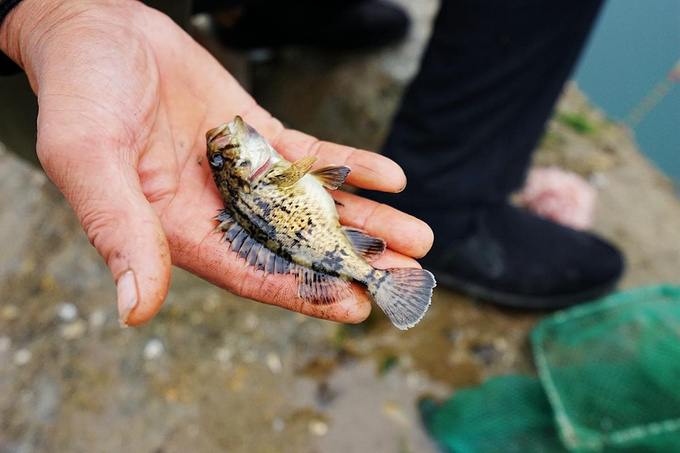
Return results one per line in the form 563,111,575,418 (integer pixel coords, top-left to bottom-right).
422,285,680,453
422,375,569,453
531,285,680,452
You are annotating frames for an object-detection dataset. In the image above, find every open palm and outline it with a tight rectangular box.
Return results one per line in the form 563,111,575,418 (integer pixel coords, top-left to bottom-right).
14,0,432,326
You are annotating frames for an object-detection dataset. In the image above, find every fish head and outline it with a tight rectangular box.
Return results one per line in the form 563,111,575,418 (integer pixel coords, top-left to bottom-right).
206,116,277,193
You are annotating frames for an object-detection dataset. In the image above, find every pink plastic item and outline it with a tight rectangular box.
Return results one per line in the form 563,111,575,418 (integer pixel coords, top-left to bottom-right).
517,167,596,231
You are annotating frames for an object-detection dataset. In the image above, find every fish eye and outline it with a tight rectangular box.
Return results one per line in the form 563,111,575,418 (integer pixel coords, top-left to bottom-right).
210,154,224,168
239,161,249,168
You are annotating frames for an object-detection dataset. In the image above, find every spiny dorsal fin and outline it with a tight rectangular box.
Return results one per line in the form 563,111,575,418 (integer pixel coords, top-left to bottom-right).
342,227,386,262
275,155,319,187
311,165,351,190
294,267,353,305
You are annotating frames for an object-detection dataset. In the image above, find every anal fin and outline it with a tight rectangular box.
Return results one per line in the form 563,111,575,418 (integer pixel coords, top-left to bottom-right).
215,215,354,305
295,267,353,305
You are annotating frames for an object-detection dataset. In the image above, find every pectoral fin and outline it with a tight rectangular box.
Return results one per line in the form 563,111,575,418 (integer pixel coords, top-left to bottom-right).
311,165,351,190
275,155,319,187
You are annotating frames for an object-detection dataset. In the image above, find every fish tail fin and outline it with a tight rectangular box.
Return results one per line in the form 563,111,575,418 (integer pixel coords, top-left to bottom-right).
368,268,436,330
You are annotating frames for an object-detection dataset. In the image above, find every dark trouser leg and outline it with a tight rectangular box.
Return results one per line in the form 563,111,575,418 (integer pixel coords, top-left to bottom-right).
372,0,624,307
0,75,39,165
378,0,604,235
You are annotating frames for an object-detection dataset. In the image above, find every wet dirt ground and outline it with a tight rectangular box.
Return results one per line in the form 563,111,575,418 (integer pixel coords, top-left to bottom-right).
2,1,680,452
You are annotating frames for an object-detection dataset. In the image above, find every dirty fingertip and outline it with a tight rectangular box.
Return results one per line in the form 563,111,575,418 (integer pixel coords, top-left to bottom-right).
116,269,138,328
340,289,372,324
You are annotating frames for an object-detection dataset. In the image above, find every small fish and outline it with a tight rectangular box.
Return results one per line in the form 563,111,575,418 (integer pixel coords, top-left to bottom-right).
206,116,435,330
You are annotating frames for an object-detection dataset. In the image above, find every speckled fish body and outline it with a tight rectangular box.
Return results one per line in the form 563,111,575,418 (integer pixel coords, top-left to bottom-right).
206,116,435,329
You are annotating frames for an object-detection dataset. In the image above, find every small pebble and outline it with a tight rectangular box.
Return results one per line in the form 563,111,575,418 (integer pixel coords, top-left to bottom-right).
0,336,11,352
400,355,414,369
308,420,329,437
56,302,78,322
1,305,19,321
191,13,211,29
214,346,232,364
60,319,87,340
272,418,285,432
493,338,509,351
406,370,422,389
89,309,106,328
202,293,220,312
590,172,608,188
14,348,32,365
243,313,259,331
144,339,165,360
187,425,200,438
266,353,282,374
382,401,411,428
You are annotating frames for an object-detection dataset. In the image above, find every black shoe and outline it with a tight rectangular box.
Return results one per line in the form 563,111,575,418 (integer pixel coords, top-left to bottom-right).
205,0,410,51
418,203,624,309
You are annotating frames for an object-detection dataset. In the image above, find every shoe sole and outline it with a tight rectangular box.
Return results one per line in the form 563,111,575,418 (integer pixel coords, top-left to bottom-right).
429,267,622,310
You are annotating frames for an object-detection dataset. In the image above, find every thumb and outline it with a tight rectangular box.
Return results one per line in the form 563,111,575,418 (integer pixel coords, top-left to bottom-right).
38,133,171,327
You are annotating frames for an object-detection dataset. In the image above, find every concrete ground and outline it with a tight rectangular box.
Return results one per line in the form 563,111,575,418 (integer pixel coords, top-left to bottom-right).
1,1,679,451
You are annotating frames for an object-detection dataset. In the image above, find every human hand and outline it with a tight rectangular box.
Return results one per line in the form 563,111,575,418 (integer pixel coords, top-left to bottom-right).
0,0,433,326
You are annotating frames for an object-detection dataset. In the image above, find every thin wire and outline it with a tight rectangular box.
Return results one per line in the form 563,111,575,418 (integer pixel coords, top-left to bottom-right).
623,59,680,127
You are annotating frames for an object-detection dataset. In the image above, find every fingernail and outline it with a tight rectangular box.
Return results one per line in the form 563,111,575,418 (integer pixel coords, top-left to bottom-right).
116,269,138,328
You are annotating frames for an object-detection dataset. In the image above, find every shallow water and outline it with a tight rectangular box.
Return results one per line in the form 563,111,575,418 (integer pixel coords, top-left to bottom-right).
574,0,680,183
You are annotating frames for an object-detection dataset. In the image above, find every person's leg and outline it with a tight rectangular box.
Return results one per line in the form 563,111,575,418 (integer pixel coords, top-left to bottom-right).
370,0,623,308
384,0,604,224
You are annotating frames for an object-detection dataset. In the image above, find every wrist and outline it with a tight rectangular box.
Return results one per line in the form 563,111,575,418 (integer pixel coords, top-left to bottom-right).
0,0,83,86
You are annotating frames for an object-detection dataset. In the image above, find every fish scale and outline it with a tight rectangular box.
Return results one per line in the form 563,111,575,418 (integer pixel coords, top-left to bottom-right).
206,116,436,329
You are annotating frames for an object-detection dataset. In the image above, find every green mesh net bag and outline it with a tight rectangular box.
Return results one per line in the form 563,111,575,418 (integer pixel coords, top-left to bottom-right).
531,285,680,452
422,285,680,453
421,374,569,452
